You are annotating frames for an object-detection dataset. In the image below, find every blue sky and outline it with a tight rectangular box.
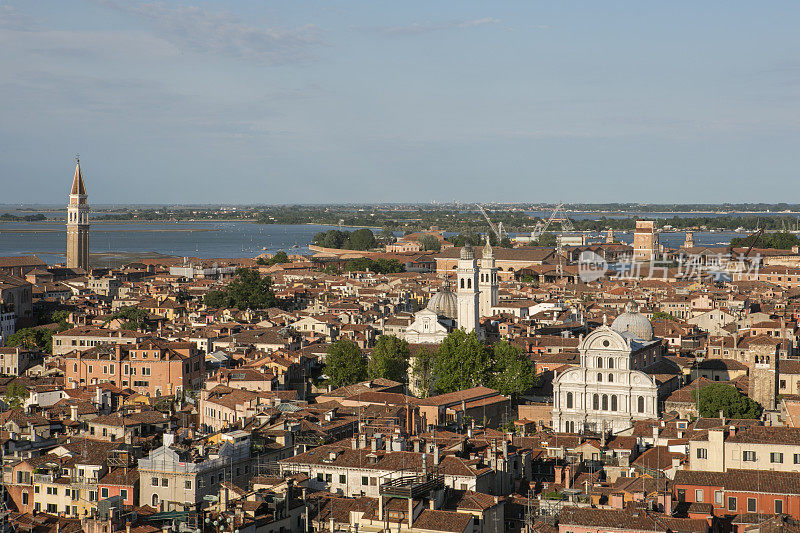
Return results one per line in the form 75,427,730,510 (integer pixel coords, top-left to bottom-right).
1,1,799,204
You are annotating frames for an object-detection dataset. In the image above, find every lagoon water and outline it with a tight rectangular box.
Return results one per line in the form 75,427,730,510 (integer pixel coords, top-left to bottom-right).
0,218,742,266
0,221,358,265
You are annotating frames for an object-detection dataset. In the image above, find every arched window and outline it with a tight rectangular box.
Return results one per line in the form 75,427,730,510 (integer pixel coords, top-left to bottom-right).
593,394,599,410
602,394,608,411
611,395,618,411
597,373,602,383
152,494,159,508
460,278,465,289
638,396,645,413
467,278,472,289
608,373,614,383
608,358,614,369
566,392,573,409
597,357,603,368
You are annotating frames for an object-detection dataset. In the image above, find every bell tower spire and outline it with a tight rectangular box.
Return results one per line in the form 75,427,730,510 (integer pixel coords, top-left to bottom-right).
67,155,90,271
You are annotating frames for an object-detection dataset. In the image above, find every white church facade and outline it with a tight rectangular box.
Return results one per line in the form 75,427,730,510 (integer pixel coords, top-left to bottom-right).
404,239,498,344
552,303,664,434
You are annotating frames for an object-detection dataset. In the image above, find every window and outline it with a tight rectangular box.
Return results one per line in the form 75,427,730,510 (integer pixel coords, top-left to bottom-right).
611,395,618,411
602,394,608,411
638,396,645,413
608,358,614,369
770,452,783,463
566,392,573,409
22,492,28,505
743,451,757,462
185,481,192,489
775,499,783,514
120,489,128,501
715,491,723,506
152,477,158,486
317,473,324,482
695,489,704,502
362,476,369,485
325,474,332,483
339,474,346,484
597,357,603,368
47,504,58,514
608,373,613,383
728,497,737,511
794,454,800,465
593,394,599,410
161,478,168,487
101,488,108,499
697,448,707,459
597,373,602,383
747,498,756,513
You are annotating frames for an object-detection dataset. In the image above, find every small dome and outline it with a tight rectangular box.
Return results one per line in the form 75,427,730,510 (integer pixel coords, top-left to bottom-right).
426,282,458,319
460,245,474,260
611,301,654,341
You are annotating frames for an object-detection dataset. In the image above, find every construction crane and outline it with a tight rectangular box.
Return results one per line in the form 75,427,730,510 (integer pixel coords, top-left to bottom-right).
531,203,570,239
728,227,764,258
477,205,504,241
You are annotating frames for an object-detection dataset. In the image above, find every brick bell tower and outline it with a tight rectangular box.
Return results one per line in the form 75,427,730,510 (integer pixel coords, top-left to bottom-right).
66,156,90,271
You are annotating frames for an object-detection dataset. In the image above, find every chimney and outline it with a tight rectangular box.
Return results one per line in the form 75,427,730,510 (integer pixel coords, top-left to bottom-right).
422,453,428,475
671,457,681,470
351,437,358,450
657,491,674,515
554,465,563,485
652,426,659,443
467,426,473,438
433,444,440,465
719,409,724,421
70,404,79,422
610,492,625,509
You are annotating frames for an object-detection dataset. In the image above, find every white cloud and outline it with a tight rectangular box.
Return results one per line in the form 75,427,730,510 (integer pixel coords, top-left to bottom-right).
0,4,35,30
94,0,322,63
382,17,500,35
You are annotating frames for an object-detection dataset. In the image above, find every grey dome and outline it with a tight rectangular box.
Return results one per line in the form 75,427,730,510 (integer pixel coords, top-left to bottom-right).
611,301,654,341
427,282,458,319
460,245,474,260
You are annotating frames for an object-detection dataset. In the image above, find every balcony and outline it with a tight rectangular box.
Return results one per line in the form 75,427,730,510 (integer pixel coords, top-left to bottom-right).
33,473,54,484
379,468,444,499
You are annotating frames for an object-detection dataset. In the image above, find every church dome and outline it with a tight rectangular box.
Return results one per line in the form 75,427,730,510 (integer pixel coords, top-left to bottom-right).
426,281,458,319
460,245,474,260
610,301,654,341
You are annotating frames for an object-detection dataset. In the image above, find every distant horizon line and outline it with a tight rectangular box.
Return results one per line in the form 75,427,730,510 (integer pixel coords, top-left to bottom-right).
5,202,800,209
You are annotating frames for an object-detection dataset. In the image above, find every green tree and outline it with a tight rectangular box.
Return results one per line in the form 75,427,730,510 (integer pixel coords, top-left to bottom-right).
490,341,538,399
106,307,151,330
411,346,436,398
344,258,405,274
347,228,378,251
325,339,368,388
696,383,762,419
418,235,442,252
368,335,410,382
535,232,557,247
379,228,397,244
432,330,492,394
204,290,229,308
450,233,482,247
4,324,66,353
3,382,29,408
